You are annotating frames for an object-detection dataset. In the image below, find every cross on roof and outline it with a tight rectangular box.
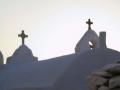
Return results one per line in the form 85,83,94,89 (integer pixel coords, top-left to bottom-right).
86,19,93,30
18,30,28,45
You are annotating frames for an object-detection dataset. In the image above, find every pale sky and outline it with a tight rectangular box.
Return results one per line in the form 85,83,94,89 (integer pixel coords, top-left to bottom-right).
0,0,120,62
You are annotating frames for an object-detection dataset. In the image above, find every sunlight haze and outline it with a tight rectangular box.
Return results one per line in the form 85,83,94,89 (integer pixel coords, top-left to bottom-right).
0,0,120,62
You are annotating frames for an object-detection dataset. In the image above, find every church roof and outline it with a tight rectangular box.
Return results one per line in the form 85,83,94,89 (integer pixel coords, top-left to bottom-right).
0,54,76,90
1,48,120,90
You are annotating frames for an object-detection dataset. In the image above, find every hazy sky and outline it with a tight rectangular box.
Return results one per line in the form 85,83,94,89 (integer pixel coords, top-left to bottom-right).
0,0,120,62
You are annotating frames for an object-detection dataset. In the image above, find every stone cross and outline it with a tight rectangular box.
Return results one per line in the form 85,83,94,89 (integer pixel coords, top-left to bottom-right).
18,30,28,45
86,19,93,30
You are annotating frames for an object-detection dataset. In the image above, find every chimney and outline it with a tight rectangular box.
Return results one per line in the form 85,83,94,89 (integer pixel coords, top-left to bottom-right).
99,32,107,48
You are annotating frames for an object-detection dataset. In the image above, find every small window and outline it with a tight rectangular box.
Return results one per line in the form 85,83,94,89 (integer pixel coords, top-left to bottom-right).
89,40,96,50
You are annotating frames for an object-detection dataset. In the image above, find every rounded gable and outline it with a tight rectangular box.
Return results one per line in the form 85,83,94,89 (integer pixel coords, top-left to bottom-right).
75,29,99,53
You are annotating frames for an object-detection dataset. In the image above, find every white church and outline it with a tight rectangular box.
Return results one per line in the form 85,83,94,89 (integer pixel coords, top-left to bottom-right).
0,19,120,90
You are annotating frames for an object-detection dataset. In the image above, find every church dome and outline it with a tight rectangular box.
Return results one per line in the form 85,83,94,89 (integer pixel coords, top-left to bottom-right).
6,30,38,64
7,45,38,64
13,44,33,57
0,51,3,64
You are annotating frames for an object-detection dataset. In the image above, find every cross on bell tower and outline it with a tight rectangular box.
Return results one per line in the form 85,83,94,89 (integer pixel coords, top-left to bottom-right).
86,19,93,30
18,30,28,45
